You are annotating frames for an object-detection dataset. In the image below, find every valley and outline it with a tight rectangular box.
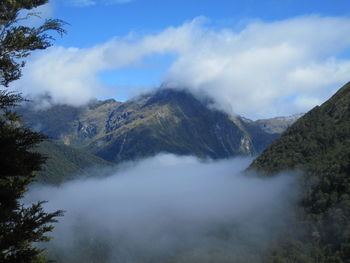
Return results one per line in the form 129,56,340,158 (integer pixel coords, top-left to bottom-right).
1,2,349,262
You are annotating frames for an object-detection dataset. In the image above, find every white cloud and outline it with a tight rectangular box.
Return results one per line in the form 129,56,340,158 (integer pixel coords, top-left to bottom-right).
164,16,350,118
13,16,350,118
26,155,296,262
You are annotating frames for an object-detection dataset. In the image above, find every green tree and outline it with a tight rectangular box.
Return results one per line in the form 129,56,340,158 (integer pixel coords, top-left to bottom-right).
0,1,66,262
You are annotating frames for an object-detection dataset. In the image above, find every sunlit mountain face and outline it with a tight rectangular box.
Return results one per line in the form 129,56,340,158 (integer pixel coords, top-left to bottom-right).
20,87,300,167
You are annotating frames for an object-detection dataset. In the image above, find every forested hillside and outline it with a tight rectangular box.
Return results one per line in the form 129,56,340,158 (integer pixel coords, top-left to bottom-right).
36,141,111,184
251,81,350,262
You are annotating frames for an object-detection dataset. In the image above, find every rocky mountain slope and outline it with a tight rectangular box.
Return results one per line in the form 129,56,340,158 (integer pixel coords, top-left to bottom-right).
21,88,298,163
247,113,303,134
250,81,350,262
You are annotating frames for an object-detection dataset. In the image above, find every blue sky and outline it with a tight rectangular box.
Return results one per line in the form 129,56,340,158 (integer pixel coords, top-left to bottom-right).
53,0,350,47
15,0,350,119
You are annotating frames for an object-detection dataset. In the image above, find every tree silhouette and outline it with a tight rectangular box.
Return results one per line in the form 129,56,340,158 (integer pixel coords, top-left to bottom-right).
0,1,66,262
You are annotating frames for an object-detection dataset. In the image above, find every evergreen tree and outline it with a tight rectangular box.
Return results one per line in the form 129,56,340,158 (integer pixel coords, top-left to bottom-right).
0,1,66,262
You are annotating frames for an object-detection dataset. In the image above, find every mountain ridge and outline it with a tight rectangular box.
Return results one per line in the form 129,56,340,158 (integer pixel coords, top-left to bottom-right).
21,88,301,164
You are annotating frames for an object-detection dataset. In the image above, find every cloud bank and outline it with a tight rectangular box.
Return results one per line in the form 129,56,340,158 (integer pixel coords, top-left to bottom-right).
26,154,297,263
13,16,350,118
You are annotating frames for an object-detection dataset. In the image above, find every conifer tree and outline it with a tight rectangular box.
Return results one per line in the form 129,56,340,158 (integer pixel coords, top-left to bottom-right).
0,1,66,262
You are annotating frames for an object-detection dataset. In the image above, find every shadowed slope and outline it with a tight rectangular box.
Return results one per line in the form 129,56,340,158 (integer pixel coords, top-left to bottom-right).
250,81,350,262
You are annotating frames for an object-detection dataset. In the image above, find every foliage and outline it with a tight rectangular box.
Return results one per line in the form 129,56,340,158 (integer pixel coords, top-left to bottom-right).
36,140,111,184
0,91,63,262
0,0,65,262
251,81,350,262
0,0,66,87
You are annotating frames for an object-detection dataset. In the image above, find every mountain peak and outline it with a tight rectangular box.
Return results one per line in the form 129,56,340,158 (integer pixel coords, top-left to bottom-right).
20,87,288,163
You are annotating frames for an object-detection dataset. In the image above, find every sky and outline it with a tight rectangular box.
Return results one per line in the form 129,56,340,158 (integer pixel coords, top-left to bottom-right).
13,0,350,119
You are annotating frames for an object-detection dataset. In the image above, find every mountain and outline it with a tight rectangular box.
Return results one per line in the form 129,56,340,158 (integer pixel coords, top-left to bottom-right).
248,113,303,134
35,140,111,184
250,81,350,262
240,114,302,153
20,88,296,163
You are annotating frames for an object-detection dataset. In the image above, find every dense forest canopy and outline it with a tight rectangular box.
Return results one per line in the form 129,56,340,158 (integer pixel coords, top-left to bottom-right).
251,82,350,262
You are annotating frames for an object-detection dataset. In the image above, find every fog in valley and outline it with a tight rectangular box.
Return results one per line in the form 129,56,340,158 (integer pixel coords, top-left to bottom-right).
26,154,298,263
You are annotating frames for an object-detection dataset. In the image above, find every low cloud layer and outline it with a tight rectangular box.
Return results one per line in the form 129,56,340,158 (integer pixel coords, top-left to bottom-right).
27,154,297,263
12,16,350,118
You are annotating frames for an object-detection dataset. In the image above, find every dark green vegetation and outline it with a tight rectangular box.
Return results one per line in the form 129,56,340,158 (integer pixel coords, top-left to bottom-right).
20,88,297,165
0,93,63,263
0,0,65,262
36,140,111,184
251,81,350,262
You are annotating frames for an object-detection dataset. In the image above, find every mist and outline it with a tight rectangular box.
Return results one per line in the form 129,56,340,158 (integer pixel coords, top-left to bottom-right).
26,154,297,263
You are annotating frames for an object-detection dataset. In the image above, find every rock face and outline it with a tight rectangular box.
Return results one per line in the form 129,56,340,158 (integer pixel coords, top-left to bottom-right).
252,114,303,134
20,88,295,163
250,81,350,262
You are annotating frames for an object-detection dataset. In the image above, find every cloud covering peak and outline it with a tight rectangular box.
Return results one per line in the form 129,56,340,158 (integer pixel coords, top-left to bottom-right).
13,16,350,118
